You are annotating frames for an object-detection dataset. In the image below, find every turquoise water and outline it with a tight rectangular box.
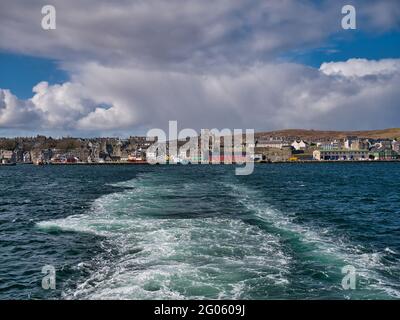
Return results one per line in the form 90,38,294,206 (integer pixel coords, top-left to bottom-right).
0,163,399,299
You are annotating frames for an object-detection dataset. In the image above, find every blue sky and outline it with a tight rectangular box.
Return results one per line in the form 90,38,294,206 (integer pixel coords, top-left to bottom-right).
284,31,400,67
1,0,400,136
0,53,68,99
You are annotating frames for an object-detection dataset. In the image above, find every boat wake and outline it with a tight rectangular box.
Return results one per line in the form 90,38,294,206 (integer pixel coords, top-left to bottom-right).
37,170,400,299
224,181,400,299
37,173,291,299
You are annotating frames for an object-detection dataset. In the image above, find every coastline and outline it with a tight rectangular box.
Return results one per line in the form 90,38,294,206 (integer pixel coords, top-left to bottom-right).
2,159,399,166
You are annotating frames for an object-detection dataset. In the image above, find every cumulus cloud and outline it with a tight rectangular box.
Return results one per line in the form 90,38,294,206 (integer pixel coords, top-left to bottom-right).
30,81,99,128
0,0,400,135
72,59,400,131
0,89,41,128
320,58,400,77
0,82,104,131
1,58,400,134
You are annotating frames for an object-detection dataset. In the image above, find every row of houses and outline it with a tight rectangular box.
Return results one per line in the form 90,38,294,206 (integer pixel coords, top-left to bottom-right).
254,135,400,161
0,149,31,164
1,134,400,164
0,150,15,164
313,138,399,161
0,136,153,164
313,149,399,161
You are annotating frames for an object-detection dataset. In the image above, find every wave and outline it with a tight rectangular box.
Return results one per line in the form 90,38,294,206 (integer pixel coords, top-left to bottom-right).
224,181,400,299
37,173,291,300
36,170,400,299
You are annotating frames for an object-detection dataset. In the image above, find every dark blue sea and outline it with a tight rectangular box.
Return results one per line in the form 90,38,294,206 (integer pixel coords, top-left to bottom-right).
0,163,399,299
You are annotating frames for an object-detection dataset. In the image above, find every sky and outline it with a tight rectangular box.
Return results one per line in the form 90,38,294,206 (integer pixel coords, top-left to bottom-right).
0,0,399,137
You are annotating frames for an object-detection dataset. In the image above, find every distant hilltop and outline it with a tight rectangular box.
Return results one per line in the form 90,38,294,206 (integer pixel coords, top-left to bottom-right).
255,128,400,140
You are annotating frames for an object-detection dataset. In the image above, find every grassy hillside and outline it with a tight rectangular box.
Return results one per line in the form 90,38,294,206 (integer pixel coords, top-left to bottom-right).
255,128,400,140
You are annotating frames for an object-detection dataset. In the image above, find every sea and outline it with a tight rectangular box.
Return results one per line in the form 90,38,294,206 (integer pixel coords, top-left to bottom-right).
0,163,399,300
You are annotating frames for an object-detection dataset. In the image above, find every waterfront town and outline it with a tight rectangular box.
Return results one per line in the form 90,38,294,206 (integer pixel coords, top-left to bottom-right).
1,129,400,165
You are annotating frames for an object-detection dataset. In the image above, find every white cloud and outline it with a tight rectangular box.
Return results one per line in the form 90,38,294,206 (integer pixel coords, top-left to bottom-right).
66,58,400,131
0,89,41,128
320,58,400,77
30,81,99,128
0,1,400,135
1,82,102,131
2,58,400,134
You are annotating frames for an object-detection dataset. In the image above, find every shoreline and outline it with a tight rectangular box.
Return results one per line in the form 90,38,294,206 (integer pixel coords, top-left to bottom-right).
2,160,399,166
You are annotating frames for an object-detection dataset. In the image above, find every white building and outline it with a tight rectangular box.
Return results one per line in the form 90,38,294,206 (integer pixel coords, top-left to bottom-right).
313,149,368,161
392,140,400,153
291,140,308,150
317,141,341,150
0,150,16,163
344,136,359,149
256,139,289,149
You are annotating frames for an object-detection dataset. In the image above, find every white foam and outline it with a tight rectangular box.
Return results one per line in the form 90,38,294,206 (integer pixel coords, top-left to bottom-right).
38,173,291,300
38,171,400,299
224,182,400,298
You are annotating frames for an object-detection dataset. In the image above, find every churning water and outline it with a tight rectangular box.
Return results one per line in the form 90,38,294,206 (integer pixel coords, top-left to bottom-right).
1,164,399,299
